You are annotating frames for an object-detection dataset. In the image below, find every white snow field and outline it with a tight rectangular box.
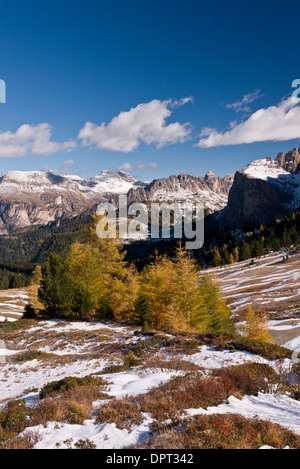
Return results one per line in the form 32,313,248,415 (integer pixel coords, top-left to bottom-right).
0,317,299,449
205,250,300,348
0,287,30,322
184,392,300,436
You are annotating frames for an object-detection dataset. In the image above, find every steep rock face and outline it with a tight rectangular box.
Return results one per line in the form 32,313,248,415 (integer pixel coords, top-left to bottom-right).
219,158,300,228
126,172,234,214
276,148,300,174
0,170,143,234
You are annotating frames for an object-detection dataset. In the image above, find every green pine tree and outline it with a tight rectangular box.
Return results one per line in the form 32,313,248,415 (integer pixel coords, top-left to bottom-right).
199,274,233,335
135,293,152,332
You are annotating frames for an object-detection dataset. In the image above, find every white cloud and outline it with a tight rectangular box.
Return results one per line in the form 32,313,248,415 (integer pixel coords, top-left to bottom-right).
117,161,158,173
197,96,300,148
60,159,75,169
224,89,263,113
170,96,194,108
117,163,133,172
78,98,192,153
0,123,77,158
136,162,158,172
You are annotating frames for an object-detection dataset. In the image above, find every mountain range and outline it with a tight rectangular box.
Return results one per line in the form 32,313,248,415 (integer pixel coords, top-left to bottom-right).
0,147,299,235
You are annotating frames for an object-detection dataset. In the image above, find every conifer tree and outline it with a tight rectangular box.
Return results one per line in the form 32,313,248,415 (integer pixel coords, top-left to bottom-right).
109,264,141,323
233,246,239,262
68,216,128,319
212,249,222,267
242,306,273,343
72,284,95,320
240,242,251,261
199,274,233,335
171,243,206,332
29,265,43,312
141,252,175,330
38,253,76,318
228,253,235,264
135,293,152,331
38,253,94,319
67,242,104,312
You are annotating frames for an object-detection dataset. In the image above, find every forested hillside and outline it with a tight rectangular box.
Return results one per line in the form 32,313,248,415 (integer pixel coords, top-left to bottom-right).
0,210,299,290
199,211,300,267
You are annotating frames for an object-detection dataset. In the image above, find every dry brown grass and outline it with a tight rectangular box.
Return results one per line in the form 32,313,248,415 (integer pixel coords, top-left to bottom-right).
3,430,40,449
96,398,143,431
138,354,202,374
31,382,111,426
131,414,300,449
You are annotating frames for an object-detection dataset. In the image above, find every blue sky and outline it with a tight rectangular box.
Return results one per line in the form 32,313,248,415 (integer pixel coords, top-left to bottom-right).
1,0,300,180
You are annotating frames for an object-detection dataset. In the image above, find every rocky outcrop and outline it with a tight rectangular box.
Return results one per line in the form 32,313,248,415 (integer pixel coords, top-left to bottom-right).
126,172,234,213
217,157,300,229
276,148,300,174
0,170,141,235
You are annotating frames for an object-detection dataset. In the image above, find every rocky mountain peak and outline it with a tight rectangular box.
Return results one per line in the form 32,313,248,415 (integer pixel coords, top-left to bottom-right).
126,171,234,214
205,170,217,179
276,147,300,174
218,154,300,229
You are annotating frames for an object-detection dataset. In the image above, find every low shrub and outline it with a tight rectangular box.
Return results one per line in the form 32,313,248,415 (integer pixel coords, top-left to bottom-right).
14,350,45,363
39,375,107,399
0,400,30,448
96,398,143,430
101,351,140,374
225,337,292,360
132,414,300,449
74,439,97,449
32,383,111,426
0,319,36,338
213,362,279,396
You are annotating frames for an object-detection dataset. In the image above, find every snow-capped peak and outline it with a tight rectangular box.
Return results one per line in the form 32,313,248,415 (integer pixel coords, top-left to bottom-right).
86,170,142,194
241,158,291,181
0,169,142,196
0,170,49,185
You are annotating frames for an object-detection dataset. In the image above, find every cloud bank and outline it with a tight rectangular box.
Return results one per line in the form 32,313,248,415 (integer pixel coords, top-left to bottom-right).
0,123,76,158
197,97,300,148
78,98,193,153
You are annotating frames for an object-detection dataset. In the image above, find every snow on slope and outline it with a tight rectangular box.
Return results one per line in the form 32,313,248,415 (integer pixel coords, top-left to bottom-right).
87,170,142,194
26,417,153,450
0,288,30,322
185,392,300,436
151,186,229,213
241,158,291,180
240,158,300,210
205,251,300,315
1,319,299,449
23,389,300,449
0,169,142,197
204,251,300,348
